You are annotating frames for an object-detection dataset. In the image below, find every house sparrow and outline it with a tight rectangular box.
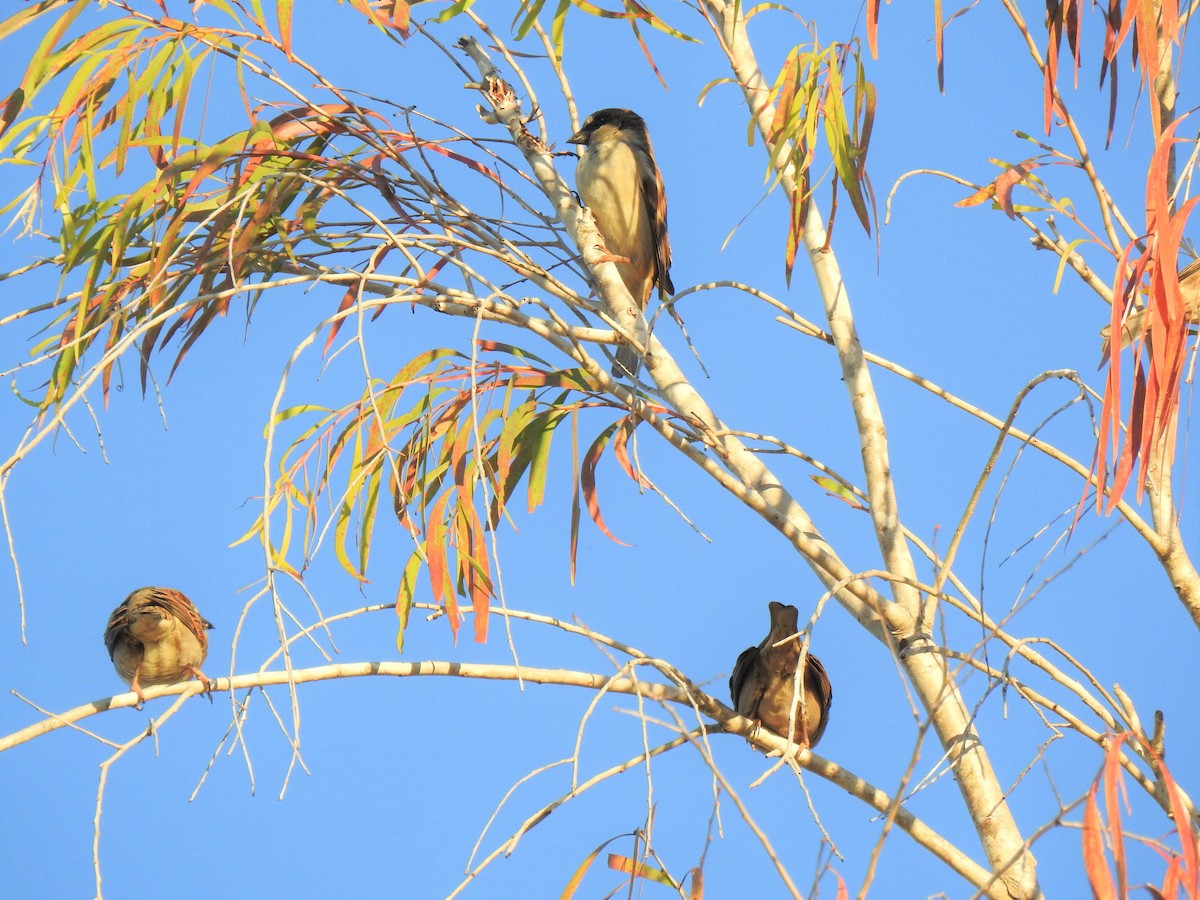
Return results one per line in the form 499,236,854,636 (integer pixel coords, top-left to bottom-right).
567,108,674,379
104,587,214,706
729,602,832,749
1100,257,1200,359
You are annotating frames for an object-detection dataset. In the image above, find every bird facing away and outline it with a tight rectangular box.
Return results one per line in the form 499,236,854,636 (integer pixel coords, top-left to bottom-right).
104,587,214,706
1101,256,1200,360
567,108,674,379
729,602,832,749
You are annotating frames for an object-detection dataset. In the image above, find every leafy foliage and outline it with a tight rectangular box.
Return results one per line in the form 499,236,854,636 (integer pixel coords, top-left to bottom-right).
761,37,877,282
1082,732,1199,900
241,343,682,643
1,2,1199,898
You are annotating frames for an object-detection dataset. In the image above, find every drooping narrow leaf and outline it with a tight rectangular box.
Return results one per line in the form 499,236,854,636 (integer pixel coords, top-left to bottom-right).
525,402,571,513
1083,782,1117,900
580,421,632,546
425,491,458,640
607,855,675,887
1102,736,1127,894
395,545,424,653
568,409,581,584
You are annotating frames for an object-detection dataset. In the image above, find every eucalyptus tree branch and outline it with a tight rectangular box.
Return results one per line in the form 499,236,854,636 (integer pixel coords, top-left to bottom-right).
0,659,1007,898
453,731,702,899
1028,232,1114,303
986,0,1200,633
697,3,1040,895
454,36,893,636
778,314,1167,540
699,10,922,622
946,648,1200,831
888,167,1118,310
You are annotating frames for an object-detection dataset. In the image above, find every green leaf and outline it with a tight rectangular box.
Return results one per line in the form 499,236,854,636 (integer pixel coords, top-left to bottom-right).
811,474,867,510
395,546,424,653
525,402,571,513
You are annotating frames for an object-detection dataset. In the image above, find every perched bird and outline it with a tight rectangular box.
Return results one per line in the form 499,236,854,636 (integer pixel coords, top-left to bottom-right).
567,108,674,379
729,602,832,749
1101,257,1200,360
104,587,214,706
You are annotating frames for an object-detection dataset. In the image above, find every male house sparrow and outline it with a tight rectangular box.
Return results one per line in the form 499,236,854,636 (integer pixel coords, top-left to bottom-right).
729,602,832,749
567,108,674,379
104,587,214,705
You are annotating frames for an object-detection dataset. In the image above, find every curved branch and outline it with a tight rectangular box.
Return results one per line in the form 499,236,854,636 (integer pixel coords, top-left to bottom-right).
1,660,1006,898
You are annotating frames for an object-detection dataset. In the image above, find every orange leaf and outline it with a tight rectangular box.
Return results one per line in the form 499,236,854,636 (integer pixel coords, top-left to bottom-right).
770,52,801,145
866,0,880,57
324,245,393,355
1103,735,1128,893
426,493,458,640
611,416,650,487
466,504,492,643
1083,782,1117,900
955,181,997,209
581,422,633,547
1094,118,1199,510
935,0,945,92
606,854,674,886
784,185,804,285
1153,750,1200,896
994,160,1039,219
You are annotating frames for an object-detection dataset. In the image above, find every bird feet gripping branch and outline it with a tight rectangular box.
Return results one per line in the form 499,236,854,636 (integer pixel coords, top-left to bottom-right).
105,587,215,709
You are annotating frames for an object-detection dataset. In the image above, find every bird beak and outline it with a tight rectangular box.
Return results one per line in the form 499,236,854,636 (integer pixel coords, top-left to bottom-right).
566,129,587,145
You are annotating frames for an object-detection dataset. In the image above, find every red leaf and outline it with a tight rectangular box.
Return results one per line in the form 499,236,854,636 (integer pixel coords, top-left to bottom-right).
323,245,393,355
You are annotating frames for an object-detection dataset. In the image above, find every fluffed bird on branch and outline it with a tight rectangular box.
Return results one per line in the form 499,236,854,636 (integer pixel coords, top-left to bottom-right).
730,601,832,749
104,587,214,707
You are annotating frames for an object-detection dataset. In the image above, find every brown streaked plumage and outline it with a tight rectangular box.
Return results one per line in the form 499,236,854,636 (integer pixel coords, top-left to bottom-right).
104,587,214,706
568,108,673,379
729,602,832,749
1101,257,1200,361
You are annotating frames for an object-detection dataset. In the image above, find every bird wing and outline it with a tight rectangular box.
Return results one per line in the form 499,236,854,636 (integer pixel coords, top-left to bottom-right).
148,588,213,652
804,653,833,747
103,601,132,659
637,132,673,297
728,645,760,712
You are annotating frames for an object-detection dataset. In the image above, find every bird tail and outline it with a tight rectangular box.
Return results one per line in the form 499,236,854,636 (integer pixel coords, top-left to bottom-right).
612,344,640,379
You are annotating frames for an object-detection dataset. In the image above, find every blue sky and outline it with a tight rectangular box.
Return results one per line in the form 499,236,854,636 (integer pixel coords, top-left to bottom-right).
1,2,1197,897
